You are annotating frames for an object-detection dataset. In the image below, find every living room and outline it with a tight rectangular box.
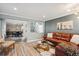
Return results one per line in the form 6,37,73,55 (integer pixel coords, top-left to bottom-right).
0,3,79,56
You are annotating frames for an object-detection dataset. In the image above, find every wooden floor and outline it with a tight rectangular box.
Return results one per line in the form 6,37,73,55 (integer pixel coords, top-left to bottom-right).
6,41,55,56
7,42,41,56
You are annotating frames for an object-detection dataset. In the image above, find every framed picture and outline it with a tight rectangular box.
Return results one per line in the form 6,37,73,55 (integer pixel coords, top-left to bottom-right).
57,21,73,30
57,22,62,30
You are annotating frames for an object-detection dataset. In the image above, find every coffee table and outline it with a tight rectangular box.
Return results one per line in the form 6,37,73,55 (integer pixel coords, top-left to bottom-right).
2,41,15,55
34,42,55,56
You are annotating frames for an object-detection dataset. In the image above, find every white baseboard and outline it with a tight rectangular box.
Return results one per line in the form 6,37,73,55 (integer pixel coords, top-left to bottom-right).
27,39,41,43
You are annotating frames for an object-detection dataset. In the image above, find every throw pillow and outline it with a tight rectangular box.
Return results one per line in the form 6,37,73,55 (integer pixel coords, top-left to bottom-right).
47,33,53,38
70,35,79,44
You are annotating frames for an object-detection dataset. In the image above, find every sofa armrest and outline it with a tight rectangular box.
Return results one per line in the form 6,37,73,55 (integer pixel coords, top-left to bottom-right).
55,45,67,56
77,44,79,47
43,35,47,40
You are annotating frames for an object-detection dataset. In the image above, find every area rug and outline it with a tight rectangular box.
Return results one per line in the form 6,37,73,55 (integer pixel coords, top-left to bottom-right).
33,43,55,56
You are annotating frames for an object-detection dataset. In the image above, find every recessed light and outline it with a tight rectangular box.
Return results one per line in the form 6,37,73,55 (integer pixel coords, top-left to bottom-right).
43,16,45,18
77,16,79,19
74,12,78,15
14,8,17,10
67,9,71,12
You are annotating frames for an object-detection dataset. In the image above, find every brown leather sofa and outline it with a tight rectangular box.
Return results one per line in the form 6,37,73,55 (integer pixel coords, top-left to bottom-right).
44,32,73,44
55,41,79,56
44,32,77,56
44,32,79,56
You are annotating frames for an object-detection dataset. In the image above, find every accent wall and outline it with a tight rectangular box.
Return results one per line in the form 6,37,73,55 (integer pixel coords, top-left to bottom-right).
45,14,79,34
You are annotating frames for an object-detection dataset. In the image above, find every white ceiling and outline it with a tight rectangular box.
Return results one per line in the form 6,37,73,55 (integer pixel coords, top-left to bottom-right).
0,3,73,21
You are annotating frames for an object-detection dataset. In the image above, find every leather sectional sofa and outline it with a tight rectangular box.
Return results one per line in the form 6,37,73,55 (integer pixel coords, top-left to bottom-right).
44,32,79,56
44,32,73,44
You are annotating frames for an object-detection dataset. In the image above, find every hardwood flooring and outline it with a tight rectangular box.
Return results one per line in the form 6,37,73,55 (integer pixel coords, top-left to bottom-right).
6,41,55,56
7,42,40,56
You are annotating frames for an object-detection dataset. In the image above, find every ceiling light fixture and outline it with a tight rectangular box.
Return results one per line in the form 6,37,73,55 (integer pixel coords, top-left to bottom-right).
67,9,71,12
77,16,79,19
43,16,45,18
74,12,78,15
67,4,79,16
14,7,17,10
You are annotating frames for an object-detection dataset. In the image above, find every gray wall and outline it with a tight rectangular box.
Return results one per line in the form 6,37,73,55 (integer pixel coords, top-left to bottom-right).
0,19,2,34
45,14,79,34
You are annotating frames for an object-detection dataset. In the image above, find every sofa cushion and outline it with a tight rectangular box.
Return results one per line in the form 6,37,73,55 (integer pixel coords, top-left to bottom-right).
57,42,79,56
53,32,61,40
50,39,59,42
56,45,65,52
47,33,53,38
45,32,72,43
61,33,71,42
53,36,61,40
70,35,79,44
47,38,66,43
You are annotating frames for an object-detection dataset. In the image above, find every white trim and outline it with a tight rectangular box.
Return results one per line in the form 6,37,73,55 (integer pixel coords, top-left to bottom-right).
0,11,72,22
0,11,32,20
27,39,41,43
0,11,45,22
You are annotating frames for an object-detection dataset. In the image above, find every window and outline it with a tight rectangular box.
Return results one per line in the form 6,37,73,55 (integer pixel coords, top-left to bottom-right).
31,22,44,33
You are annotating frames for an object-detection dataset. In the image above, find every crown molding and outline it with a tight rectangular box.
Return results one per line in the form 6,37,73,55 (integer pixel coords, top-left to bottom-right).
0,11,45,22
